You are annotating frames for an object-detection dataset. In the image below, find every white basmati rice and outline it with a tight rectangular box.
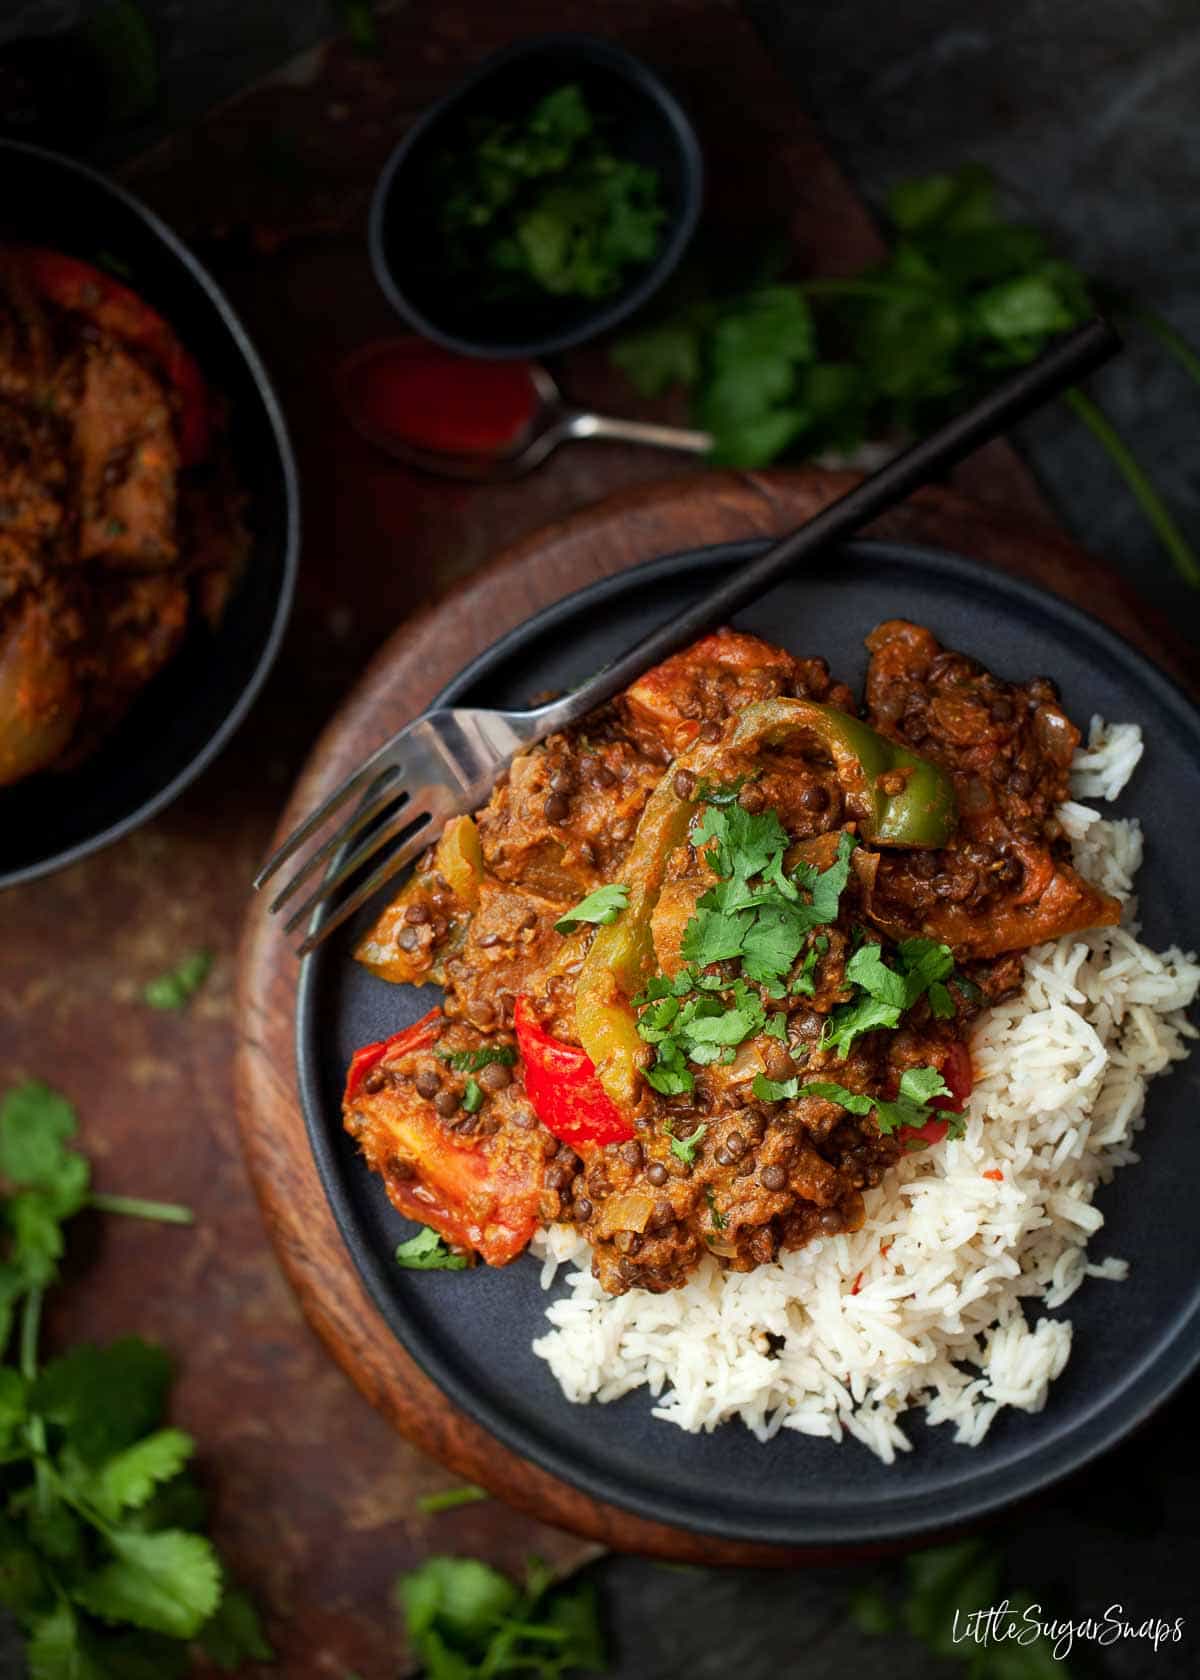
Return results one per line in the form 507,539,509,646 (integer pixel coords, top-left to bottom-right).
529,723,1199,1461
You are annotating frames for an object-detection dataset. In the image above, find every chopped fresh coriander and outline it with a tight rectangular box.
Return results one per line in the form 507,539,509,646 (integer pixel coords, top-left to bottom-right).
763,1013,789,1041
752,1072,801,1102
142,949,212,1011
705,1188,727,1230
796,1068,958,1138
928,982,956,1019
555,882,629,933
644,1040,694,1096
791,934,829,996
668,1123,707,1164
0,1079,266,1673
609,163,1200,587
397,1552,606,1679
461,1078,485,1114
797,1080,873,1114
418,1483,489,1515
436,1044,517,1072
693,773,756,806
437,81,665,305
395,1227,468,1270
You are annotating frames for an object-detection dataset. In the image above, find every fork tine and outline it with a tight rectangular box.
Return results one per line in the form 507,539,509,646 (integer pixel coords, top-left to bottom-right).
267,776,406,914
294,813,441,955
281,799,437,937
253,743,401,890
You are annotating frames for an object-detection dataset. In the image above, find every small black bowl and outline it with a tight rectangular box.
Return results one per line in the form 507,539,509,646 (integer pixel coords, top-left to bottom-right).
0,141,299,890
369,33,703,360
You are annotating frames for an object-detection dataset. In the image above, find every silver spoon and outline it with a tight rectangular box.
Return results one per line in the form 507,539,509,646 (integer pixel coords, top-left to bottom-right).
336,342,712,482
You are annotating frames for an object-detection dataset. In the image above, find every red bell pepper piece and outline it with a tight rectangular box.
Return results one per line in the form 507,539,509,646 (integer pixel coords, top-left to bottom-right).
7,246,212,465
513,995,634,1148
344,1007,443,1103
900,1039,974,1147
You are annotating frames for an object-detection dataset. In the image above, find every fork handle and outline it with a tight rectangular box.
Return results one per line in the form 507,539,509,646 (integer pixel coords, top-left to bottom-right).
532,318,1120,734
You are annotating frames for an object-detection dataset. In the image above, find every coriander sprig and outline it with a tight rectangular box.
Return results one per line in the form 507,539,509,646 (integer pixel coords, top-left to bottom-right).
611,164,1200,587
0,1080,270,1676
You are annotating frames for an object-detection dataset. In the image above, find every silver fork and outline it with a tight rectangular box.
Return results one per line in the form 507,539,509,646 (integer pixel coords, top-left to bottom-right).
255,319,1120,955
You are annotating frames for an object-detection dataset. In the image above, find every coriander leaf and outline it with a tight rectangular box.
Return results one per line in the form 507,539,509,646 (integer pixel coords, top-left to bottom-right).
0,1082,83,1195
436,1044,516,1073
791,935,828,997
927,982,955,1019
752,1073,800,1103
418,1484,489,1516
844,943,909,1010
874,1066,954,1136
74,1527,222,1639
821,993,903,1057
806,831,857,924
142,950,211,1012
9,1191,68,1288
763,1014,789,1041
681,994,763,1050
680,904,752,967
395,1227,467,1271
692,803,789,883
669,1124,706,1164
693,774,754,807
198,1583,275,1669
973,271,1079,350
644,1040,694,1096
541,1577,606,1673
899,1066,952,1106
798,1080,873,1115
25,1602,104,1680
636,994,681,1043
554,883,629,933
700,287,816,467
32,1339,171,1467
87,1428,195,1524
896,937,956,1004
740,903,807,982
398,1555,520,1646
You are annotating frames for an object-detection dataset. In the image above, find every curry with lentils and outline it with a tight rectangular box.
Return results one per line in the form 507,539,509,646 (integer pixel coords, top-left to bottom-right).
343,624,1119,1296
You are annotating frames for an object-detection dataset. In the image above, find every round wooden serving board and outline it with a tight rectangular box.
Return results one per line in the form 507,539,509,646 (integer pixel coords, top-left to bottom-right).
233,466,1188,1565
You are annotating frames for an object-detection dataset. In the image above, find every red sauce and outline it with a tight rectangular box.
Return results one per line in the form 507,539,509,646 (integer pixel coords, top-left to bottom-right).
339,338,539,456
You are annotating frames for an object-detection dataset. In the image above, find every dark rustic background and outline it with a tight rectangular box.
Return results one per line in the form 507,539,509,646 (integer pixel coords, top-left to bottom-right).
0,2,1197,1677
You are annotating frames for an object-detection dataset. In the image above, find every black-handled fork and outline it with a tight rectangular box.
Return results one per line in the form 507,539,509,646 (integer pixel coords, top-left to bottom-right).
256,317,1121,955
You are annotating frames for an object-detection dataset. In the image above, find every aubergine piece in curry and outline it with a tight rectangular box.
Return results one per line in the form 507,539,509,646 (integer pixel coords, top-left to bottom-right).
343,625,1120,1296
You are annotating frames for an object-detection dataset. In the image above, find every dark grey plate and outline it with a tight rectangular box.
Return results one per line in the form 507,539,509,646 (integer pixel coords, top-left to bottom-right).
297,539,1200,1547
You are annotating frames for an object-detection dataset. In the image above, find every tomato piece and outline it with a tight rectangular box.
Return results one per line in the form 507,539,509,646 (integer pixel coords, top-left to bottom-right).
513,995,633,1147
344,1007,443,1103
899,1039,974,1147
7,246,212,465
343,1005,541,1265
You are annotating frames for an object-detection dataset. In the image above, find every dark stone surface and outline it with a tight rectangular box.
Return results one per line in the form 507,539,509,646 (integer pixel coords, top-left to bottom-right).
0,4,1196,1677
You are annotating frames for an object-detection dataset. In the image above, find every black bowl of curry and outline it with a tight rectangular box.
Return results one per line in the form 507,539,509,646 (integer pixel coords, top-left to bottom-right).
0,142,298,888
299,537,1200,1547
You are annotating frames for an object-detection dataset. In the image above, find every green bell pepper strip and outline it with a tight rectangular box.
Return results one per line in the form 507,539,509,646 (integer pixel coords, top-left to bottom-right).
726,698,958,848
574,698,958,1112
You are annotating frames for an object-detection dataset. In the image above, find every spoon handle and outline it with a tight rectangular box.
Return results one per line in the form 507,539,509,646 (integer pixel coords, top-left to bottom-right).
562,409,713,454
535,317,1121,731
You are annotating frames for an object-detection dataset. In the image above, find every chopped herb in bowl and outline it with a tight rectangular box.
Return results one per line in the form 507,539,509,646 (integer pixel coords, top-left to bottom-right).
435,83,666,303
